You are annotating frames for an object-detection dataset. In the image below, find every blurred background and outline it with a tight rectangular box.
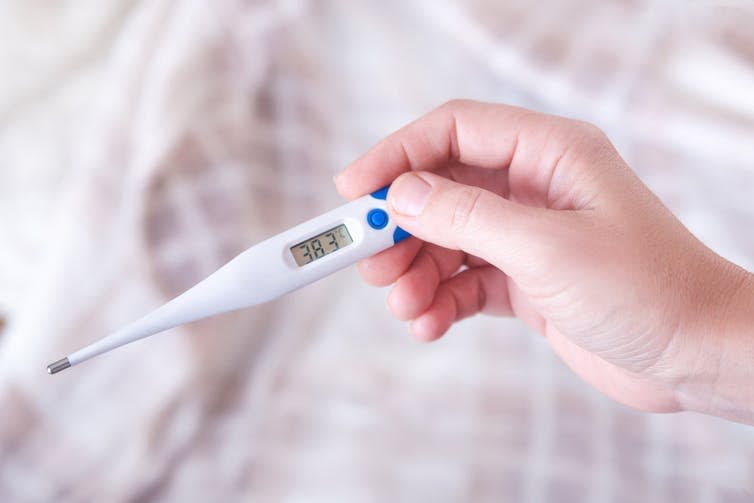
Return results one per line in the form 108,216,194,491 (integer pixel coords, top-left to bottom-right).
1,0,754,501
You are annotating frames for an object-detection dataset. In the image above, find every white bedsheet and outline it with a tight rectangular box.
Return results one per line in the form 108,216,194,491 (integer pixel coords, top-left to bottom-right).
1,0,753,501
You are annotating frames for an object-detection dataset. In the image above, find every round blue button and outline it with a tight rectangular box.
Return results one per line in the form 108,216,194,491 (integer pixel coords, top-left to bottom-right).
367,208,388,229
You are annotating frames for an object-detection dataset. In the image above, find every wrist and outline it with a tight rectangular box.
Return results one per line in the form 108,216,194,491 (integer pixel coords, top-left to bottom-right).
673,257,754,423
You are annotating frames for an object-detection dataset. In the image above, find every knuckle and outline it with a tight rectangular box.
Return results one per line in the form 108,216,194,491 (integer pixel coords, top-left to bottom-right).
450,186,484,235
560,120,615,165
581,122,619,164
574,120,608,144
439,98,473,112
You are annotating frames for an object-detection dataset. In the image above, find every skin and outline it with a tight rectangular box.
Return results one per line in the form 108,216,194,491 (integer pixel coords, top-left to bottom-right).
335,100,754,424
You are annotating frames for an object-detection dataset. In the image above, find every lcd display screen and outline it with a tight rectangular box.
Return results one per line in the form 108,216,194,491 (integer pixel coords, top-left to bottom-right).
290,224,353,266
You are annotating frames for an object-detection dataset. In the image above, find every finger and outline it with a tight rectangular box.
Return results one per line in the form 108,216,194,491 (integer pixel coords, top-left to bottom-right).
356,237,422,286
423,243,466,280
465,255,489,268
385,244,465,320
447,161,509,199
410,266,511,342
335,100,535,200
386,248,441,320
352,163,502,286
386,171,582,278
364,238,464,287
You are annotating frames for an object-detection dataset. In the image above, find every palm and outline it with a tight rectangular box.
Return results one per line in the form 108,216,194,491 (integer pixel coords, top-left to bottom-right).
374,235,681,413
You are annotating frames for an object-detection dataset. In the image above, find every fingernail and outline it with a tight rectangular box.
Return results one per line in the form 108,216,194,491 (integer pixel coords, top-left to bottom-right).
390,173,431,216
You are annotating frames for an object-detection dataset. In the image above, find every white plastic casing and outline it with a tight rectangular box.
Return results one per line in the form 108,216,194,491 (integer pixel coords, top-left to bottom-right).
67,190,406,366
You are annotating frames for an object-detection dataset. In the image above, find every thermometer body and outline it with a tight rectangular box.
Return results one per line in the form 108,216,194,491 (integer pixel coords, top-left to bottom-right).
47,187,409,373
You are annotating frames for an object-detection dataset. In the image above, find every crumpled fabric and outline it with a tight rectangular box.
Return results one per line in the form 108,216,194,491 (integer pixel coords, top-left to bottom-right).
1,0,753,501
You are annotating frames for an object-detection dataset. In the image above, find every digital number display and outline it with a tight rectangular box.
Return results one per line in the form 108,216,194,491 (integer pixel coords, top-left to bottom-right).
290,224,353,266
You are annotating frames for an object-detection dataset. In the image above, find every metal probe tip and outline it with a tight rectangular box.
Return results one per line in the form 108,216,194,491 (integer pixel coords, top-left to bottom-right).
47,357,71,375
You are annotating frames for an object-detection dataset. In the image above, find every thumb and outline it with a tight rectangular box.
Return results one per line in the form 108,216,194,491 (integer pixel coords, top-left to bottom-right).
386,171,577,275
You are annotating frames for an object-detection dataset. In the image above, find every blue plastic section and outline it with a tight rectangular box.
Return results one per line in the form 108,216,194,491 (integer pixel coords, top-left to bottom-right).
367,208,389,229
392,226,411,244
370,186,389,200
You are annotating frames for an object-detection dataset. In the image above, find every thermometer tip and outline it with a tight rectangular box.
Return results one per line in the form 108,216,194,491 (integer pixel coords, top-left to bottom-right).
47,357,71,375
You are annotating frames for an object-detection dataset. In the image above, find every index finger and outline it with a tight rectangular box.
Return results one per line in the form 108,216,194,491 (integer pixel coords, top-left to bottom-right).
334,99,536,200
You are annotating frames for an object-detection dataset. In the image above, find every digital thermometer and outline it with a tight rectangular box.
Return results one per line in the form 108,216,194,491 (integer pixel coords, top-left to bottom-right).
47,186,409,374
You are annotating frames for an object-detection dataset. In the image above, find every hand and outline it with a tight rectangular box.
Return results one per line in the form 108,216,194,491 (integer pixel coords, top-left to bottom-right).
335,100,754,422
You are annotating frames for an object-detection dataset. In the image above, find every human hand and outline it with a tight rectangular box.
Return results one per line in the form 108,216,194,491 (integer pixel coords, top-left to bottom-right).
335,100,754,422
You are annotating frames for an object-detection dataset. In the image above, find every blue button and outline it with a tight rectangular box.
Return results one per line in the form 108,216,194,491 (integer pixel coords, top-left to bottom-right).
370,186,389,200
393,226,411,243
367,208,389,229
